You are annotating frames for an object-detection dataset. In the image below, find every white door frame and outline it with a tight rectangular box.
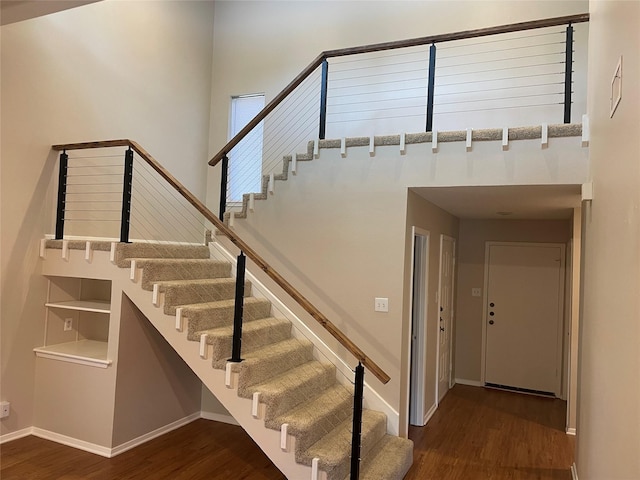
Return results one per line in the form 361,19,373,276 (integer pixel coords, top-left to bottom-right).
480,241,566,397
406,227,430,426
436,234,456,404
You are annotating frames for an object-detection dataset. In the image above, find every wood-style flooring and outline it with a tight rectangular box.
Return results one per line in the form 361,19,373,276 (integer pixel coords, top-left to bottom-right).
404,385,574,479
0,385,573,479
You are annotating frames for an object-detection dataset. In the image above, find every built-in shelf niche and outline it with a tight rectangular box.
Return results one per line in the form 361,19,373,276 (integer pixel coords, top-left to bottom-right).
34,276,113,368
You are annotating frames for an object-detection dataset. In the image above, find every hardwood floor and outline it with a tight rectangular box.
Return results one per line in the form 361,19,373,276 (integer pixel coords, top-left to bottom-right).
1,385,573,479
0,421,286,480
404,385,575,479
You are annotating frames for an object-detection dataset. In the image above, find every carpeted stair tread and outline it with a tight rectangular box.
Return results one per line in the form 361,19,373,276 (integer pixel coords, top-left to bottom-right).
233,338,315,395
156,278,252,315
114,242,210,267
345,435,414,480
244,361,337,426
275,384,353,460
304,410,387,480
133,258,231,290
180,297,272,340
197,317,292,362
45,239,112,251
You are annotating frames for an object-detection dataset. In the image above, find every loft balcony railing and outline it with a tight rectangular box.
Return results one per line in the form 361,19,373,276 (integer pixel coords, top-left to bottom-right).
209,13,589,222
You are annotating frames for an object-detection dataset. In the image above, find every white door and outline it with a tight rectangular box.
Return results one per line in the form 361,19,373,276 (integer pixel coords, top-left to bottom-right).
484,243,564,396
409,230,429,426
437,235,455,402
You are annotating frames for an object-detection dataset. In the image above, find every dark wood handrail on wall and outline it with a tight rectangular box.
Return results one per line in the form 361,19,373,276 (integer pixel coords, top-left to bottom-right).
207,12,589,167
52,139,391,384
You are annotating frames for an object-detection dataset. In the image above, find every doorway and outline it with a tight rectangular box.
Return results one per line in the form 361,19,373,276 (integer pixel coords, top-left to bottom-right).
409,228,429,426
437,235,456,403
482,242,565,397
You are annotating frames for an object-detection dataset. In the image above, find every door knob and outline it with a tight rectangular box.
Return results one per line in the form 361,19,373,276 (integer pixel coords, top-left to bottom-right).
489,320,494,325
440,326,445,332
489,302,495,307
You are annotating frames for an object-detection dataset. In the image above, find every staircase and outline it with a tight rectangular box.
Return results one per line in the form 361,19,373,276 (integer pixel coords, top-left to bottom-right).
43,239,413,480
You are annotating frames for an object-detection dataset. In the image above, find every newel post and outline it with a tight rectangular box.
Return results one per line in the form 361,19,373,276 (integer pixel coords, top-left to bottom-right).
54,151,69,240
219,154,229,221
120,147,134,243
563,24,574,124
230,251,246,363
319,59,329,140
426,43,437,132
350,362,365,480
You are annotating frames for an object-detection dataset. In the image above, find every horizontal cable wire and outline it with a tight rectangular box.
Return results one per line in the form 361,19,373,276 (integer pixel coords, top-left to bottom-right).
436,51,565,69
435,91,565,106
328,113,425,124
437,29,565,51
435,80,564,96
437,70,565,87
438,41,565,59
434,101,563,115
436,61,565,78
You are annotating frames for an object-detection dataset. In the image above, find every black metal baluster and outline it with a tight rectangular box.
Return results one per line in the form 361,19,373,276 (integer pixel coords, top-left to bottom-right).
563,24,574,124
230,251,246,362
350,362,365,480
219,154,229,221
120,148,134,243
319,59,329,140
55,151,68,240
426,43,437,132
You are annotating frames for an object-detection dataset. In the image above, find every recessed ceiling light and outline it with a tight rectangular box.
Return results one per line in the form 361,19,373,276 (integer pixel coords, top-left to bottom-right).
496,211,513,216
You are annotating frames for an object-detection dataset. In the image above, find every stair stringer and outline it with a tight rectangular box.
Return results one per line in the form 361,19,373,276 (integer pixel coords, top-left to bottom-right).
207,238,401,436
223,123,586,224
40,245,314,480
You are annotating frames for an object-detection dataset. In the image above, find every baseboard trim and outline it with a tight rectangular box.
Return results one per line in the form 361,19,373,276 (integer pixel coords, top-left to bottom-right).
455,378,484,387
30,412,201,458
200,411,239,426
0,427,34,444
566,427,576,436
32,427,112,457
110,412,201,457
571,462,578,480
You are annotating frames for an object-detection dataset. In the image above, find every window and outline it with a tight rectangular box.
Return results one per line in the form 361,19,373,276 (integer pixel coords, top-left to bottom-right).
228,94,265,203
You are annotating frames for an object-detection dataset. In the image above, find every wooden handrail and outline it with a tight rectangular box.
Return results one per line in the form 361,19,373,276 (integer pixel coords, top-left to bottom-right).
208,13,589,166
52,140,391,384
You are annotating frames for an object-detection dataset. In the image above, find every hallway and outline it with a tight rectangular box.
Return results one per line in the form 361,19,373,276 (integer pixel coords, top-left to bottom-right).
405,384,574,479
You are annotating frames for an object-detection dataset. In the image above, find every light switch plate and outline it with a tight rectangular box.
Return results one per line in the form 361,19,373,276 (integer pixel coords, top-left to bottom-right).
374,297,389,312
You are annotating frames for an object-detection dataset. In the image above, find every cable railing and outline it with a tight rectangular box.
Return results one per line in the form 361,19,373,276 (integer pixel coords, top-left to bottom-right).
51,139,383,477
210,13,589,222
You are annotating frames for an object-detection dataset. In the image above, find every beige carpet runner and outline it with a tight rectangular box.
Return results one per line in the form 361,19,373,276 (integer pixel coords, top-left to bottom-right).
47,240,413,479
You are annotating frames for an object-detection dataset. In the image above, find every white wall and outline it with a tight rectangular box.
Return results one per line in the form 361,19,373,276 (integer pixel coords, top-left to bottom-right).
577,1,640,478
0,0,215,437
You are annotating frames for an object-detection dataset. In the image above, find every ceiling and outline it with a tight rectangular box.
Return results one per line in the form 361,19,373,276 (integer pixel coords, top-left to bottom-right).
1,0,101,26
412,184,582,220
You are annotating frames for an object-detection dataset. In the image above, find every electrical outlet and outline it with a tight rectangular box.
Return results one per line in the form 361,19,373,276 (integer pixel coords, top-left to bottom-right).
472,288,482,297
374,297,389,312
0,401,10,419
64,318,73,331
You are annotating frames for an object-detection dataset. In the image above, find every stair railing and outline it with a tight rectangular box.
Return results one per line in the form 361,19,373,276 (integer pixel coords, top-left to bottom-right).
52,139,381,477
209,13,589,221
50,140,389,369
